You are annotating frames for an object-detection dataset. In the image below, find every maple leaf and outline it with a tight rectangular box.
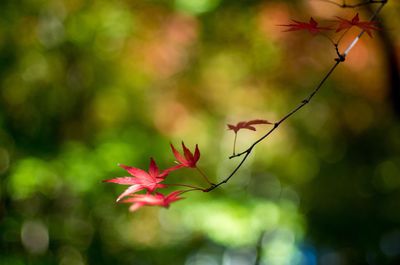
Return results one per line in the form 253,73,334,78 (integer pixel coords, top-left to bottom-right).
103,158,169,202
279,17,332,34
122,191,183,212
170,142,200,168
227,119,272,133
335,13,379,37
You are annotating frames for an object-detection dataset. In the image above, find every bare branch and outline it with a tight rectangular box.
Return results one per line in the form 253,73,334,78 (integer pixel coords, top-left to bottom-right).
315,0,387,8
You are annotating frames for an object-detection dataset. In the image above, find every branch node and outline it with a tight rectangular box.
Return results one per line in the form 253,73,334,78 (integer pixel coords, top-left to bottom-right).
203,183,217,192
301,99,309,104
334,44,346,62
335,54,346,62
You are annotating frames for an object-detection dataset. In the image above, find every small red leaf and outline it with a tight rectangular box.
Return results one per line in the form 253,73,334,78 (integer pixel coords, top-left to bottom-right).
170,142,200,168
122,191,184,212
335,13,379,37
104,159,171,201
170,143,186,165
278,17,332,34
227,119,272,133
118,164,149,180
103,177,139,185
116,185,143,202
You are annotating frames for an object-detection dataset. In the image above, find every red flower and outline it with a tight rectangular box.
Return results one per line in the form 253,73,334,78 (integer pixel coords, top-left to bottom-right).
103,158,168,202
227,119,272,133
335,13,379,37
122,191,183,212
170,142,200,168
279,17,332,34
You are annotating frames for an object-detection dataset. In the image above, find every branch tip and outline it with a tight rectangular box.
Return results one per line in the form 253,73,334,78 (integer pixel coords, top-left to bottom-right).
320,0,387,8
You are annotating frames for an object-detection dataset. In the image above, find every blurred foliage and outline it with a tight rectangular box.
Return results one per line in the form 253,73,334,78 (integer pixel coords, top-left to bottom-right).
1,0,400,264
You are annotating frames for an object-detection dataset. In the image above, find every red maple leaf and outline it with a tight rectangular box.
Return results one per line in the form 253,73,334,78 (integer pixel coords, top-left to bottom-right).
122,191,183,212
335,13,379,37
227,119,272,133
279,17,332,34
170,142,200,168
103,158,169,202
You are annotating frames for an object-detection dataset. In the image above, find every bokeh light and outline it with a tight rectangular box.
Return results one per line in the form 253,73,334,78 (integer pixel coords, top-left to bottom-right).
1,0,399,264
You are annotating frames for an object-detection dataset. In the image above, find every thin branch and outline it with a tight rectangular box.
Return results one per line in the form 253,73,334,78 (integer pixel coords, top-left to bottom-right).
166,183,205,190
204,1,387,193
334,2,385,53
314,0,345,8
335,27,352,45
179,188,204,195
315,0,386,8
204,152,250,191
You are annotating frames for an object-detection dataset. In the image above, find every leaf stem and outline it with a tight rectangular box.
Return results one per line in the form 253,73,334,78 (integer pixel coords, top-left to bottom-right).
166,183,205,190
320,32,336,45
344,2,386,56
232,132,238,156
335,27,352,45
179,188,204,195
196,166,214,186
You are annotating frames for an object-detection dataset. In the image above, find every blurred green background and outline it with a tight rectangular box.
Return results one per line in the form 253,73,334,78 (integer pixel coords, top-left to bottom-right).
1,0,400,264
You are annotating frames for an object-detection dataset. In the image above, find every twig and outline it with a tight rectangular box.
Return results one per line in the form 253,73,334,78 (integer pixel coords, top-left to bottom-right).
179,188,204,195
166,183,205,190
335,27,352,45
204,0,387,193
315,0,387,8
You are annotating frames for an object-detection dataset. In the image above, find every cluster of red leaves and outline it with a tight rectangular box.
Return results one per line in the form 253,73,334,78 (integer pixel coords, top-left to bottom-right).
279,13,379,37
105,119,273,212
103,142,201,212
279,17,332,34
335,13,379,37
104,10,382,214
